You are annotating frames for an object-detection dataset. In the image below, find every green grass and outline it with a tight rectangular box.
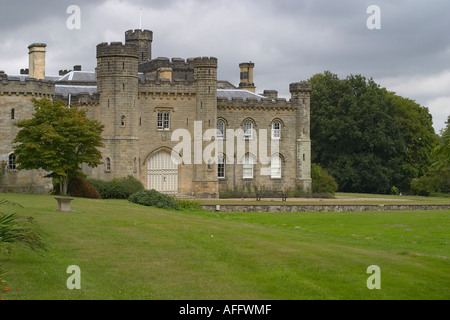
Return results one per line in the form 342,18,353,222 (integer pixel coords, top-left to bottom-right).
0,193,449,300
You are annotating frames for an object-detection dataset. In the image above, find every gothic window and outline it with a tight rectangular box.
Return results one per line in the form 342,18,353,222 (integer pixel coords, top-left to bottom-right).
121,115,126,127
272,121,281,139
243,154,254,179
218,155,225,178
271,155,282,178
11,108,15,120
105,157,111,172
8,153,16,170
243,121,253,140
217,120,225,139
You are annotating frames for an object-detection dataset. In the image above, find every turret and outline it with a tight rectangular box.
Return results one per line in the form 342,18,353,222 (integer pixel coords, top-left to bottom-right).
96,41,140,179
193,57,219,198
290,82,312,191
125,29,153,64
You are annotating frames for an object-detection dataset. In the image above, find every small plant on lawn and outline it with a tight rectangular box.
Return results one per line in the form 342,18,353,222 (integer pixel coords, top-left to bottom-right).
0,199,47,298
129,189,179,210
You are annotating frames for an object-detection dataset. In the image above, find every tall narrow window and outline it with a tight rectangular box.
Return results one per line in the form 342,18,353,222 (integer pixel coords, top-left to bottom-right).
157,112,163,130
271,155,282,178
243,121,253,139
105,157,111,172
272,121,281,139
11,108,15,120
243,155,254,179
217,120,225,139
218,155,225,178
121,115,126,127
163,112,170,130
8,153,16,170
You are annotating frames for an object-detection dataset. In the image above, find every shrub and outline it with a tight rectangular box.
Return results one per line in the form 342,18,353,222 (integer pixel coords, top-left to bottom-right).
129,189,179,210
410,166,450,196
66,178,101,199
176,199,202,210
311,163,338,197
88,176,144,199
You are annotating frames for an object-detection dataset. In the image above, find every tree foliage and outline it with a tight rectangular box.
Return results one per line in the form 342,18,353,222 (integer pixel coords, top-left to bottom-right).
12,98,104,195
310,71,439,193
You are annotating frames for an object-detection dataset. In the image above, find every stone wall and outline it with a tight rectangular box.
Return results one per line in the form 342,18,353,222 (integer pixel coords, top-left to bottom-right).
202,204,450,213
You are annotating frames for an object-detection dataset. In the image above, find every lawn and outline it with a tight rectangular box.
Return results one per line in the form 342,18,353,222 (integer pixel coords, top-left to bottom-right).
0,193,449,300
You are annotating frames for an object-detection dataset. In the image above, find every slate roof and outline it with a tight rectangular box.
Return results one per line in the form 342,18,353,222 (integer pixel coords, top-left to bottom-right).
217,89,269,101
55,85,97,97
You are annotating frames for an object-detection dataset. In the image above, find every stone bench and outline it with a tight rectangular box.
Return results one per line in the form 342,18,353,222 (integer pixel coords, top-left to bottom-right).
255,190,288,201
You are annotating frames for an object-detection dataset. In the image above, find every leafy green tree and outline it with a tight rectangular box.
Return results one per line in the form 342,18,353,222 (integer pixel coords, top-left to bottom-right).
13,98,104,195
309,71,438,193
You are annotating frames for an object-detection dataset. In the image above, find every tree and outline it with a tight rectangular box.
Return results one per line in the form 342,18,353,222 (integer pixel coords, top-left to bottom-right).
309,71,438,193
13,98,104,195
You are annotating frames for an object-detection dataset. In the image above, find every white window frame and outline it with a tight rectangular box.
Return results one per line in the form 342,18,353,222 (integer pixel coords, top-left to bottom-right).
272,121,281,139
271,155,281,178
243,121,253,140
218,155,225,179
8,153,16,170
163,112,170,130
157,112,163,130
243,155,254,179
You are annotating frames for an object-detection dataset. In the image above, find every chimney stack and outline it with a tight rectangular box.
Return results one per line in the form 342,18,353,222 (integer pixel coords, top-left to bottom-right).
28,43,46,79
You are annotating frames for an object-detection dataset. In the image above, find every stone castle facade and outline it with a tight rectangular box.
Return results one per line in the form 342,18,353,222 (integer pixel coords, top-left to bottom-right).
0,29,312,198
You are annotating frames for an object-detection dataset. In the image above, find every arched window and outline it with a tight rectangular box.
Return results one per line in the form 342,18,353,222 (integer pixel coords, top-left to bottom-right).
243,121,253,139
271,155,282,178
218,155,225,178
11,108,15,120
217,120,225,139
105,157,111,172
121,115,126,127
8,153,16,170
272,121,281,139
243,154,254,179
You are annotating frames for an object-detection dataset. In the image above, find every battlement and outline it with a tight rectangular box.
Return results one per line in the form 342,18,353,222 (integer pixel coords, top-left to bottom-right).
217,95,294,111
193,57,218,68
125,29,153,41
96,42,139,58
289,81,312,93
0,71,54,96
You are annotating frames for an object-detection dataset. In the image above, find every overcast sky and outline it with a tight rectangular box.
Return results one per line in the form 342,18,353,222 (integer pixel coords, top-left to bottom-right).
0,0,448,132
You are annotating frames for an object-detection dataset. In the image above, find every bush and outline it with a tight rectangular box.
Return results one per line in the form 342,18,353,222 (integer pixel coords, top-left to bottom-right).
66,178,101,199
129,189,179,210
311,163,338,197
176,199,202,210
410,166,450,196
88,176,144,199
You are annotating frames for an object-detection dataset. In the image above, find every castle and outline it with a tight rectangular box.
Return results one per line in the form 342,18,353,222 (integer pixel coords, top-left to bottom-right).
0,30,312,198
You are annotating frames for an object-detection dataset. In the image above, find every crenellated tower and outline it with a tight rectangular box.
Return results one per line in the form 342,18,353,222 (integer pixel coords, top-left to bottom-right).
290,82,312,191
125,29,153,65
193,57,219,198
96,41,140,179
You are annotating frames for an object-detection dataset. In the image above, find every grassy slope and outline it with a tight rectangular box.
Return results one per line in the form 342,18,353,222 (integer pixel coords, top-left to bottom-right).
0,193,449,300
